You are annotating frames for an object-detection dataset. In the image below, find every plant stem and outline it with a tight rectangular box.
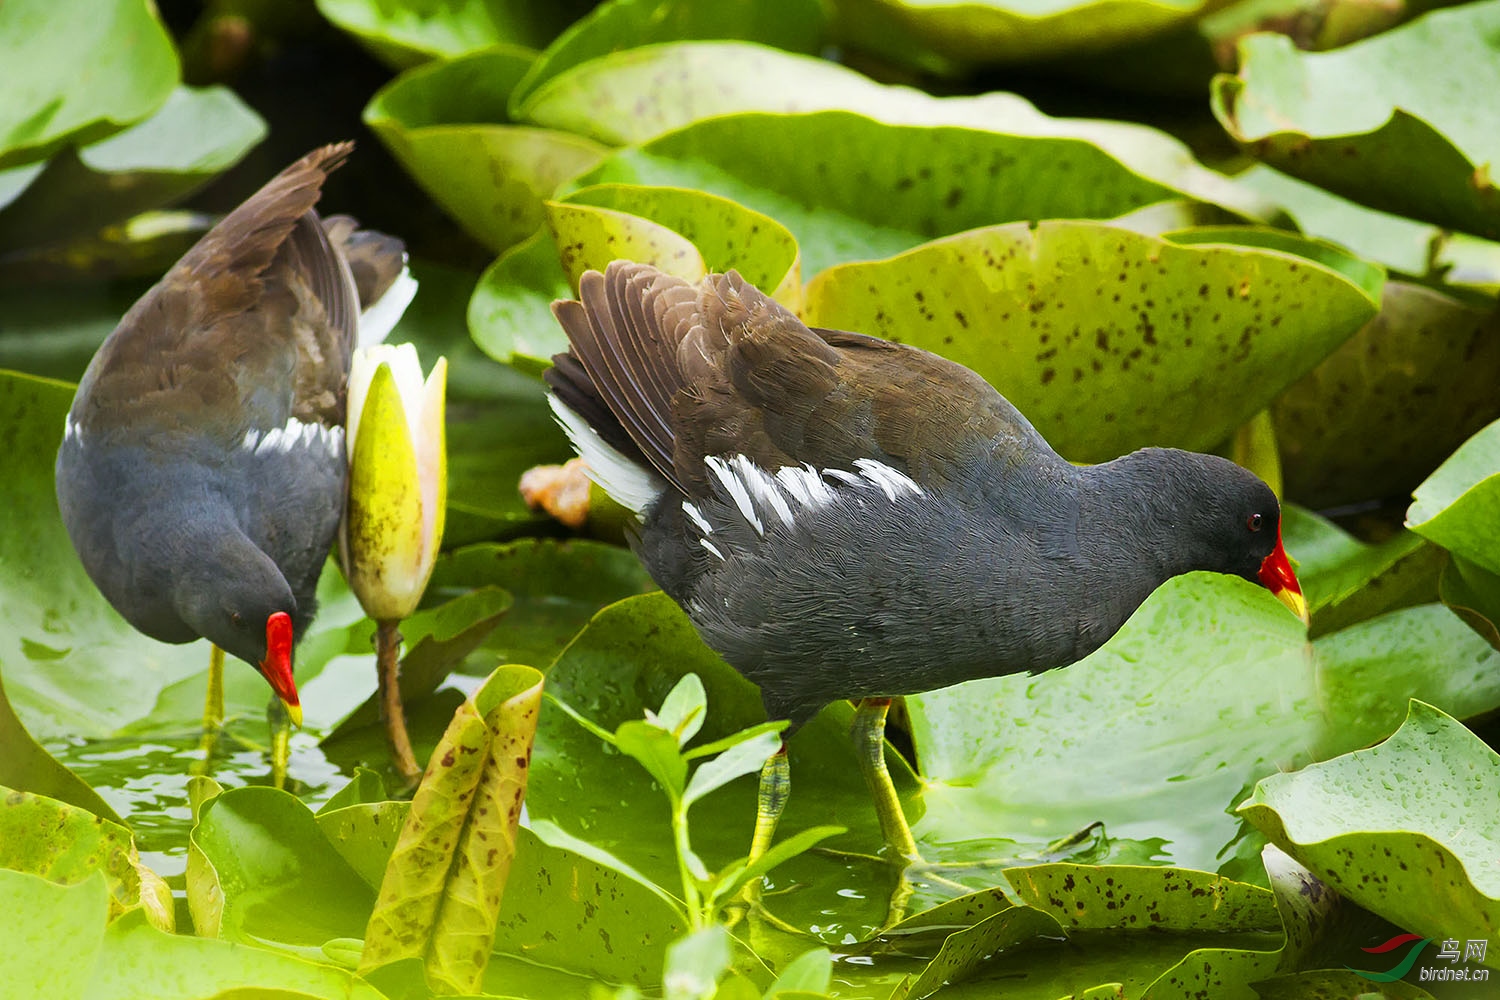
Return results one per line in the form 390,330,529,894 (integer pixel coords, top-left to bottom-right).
377,619,421,783
671,800,705,931
268,696,290,790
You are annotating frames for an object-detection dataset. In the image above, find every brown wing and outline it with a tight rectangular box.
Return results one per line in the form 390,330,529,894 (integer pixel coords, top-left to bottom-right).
72,143,360,441
548,260,1052,495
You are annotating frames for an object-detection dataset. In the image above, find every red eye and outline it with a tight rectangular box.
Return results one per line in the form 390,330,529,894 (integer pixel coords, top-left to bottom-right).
1247,513,1264,532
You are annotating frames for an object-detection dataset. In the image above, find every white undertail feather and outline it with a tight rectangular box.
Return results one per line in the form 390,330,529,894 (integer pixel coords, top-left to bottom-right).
358,262,418,347
547,395,663,516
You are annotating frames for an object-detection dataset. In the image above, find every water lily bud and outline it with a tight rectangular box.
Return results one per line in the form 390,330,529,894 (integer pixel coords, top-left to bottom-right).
340,343,447,621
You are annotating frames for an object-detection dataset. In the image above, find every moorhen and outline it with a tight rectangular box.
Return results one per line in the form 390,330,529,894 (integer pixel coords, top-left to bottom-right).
545,261,1307,864
55,143,414,734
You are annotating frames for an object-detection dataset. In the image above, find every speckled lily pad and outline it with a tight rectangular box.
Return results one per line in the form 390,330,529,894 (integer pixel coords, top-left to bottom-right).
804,220,1381,463
1238,701,1500,966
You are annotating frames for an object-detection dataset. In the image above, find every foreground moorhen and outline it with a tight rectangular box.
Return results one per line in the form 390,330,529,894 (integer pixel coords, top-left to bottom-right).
56,143,414,734
546,261,1308,864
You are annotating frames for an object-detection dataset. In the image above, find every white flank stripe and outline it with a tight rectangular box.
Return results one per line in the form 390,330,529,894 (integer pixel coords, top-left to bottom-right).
700,538,726,561
823,468,862,488
853,458,923,501
704,455,764,536
775,464,835,509
682,501,713,535
548,396,661,517
245,417,342,458
731,455,794,529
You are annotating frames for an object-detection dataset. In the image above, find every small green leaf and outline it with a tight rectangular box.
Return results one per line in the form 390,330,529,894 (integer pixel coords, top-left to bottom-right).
664,926,732,1000
654,674,708,748
616,719,689,801
1408,417,1500,577
682,730,783,807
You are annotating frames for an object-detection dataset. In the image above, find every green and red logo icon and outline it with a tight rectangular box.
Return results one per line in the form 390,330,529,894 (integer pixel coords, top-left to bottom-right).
1349,933,1432,983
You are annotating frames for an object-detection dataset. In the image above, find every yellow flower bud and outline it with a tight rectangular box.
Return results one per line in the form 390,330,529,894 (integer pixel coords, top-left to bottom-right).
340,343,447,621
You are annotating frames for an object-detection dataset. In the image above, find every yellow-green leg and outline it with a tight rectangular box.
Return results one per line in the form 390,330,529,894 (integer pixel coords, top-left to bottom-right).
749,744,791,865
851,698,919,861
268,697,291,790
203,644,225,730
191,645,227,776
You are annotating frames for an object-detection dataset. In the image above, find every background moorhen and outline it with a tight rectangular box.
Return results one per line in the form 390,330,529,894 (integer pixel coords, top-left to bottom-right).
545,261,1308,864
55,143,414,737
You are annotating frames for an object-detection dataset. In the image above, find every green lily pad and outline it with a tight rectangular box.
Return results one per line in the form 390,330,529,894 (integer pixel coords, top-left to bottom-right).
1408,417,1500,578
0,788,171,929
187,785,376,951
467,229,575,376
423,539,656,674
0,0,178,169
1239,701,1500,963
1211,3,1500,239
510,0,827,112
906,573,1500,876
314,0,578,68
575,110,1195,276
547,199,704,288
361,664,543,993
364,47,607,254
828,0,1221,76
1437,553,1500,653
0,669,121,822
0,85,265,251
555,184,802,302
518,39,1262,223
1280,506,1441,639
0,870,108,999
1274,281,1500,509
804,220,1380,463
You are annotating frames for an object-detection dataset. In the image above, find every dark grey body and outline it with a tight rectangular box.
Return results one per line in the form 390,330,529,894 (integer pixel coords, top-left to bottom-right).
637,446,1269,728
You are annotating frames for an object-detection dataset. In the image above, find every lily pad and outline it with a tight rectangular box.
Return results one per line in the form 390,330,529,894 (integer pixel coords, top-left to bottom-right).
0,788,171,929
1408,417,1500,578
467,228,575,376
1274,281,1500,509
314,0,579,68
1280,506,1440,639
0,0,178,169
828,0,1220,75
0,670,121,822
423,539,657,674
554,184,802,304
804,220,1380,463
906,573,1500,877
510,0,827,112
1211,4,1500,239
575,110,1189,276
0,85,265,251
187,784,376,950
364,47,607,254
1239,701,1500,963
